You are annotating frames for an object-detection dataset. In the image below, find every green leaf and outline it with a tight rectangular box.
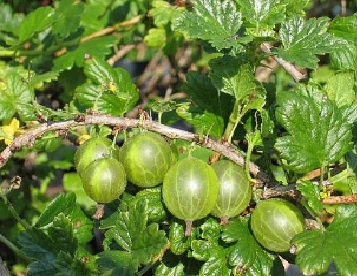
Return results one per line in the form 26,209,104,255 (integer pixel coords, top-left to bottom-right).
329,44,357,70
222,218,278,275
52,0,84,39
63,173,96,209
296,181,323,215
168,221,191,255
238,0,287,36
293,205,357,275
100,198,169,265
200,218,221,242
0,72,34,120
19,6,55,42
178,71,232,137
329,14,357,44
275,88,353,173
18,228,60,260
174,0,245,51
155,261,185,276
324,72,356,107
52,36,118,71
328,15,357,69
68,206,94,244
273,16,346,68
29,71,59,90
97,250,139,276
209,55,258,101
47,214,77,255
75,57,138,116
0,2,24,36
150,0,183,27
176,103,225,137
35,193,76,228
144,28,166,48
135,187,167,222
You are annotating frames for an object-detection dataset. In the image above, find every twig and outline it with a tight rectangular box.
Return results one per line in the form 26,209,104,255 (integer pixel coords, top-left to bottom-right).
107,44,136,66
260,184,298,199
0,114,271,183
260,43,306,83
322,195,357,204
80,15,142,43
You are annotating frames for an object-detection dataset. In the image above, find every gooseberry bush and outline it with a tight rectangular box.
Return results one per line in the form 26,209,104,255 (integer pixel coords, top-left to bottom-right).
1,0,357,275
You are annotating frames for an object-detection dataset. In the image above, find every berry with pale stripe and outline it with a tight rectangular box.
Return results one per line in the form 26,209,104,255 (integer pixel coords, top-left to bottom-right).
121,131,172,188
81,158,126,203
210,160,251,220
250,199,305,252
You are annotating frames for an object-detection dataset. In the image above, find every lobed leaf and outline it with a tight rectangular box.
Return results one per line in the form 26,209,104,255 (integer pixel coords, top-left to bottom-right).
275,87,353,173
222,218,278,275
35,193,76,228
293,205,357,275
75,57,138,116
0,72,35,121
18,6,55,42
174,0,245,51
273,16,347,68
100,198,169,266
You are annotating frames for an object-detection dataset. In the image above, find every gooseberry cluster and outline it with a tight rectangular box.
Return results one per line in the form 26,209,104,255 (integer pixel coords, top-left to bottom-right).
75,130,305,252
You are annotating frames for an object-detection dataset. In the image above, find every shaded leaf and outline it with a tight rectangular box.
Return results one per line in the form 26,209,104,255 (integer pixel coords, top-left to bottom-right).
97,250,139,276
293,205,357,275
210,56,258,101
275,88,353,173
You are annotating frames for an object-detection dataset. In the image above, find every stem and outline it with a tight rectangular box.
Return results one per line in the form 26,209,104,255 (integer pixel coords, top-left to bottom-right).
224,100,243,143
319,164,325,190
0,192,31,230
158,112,162,124
184,220,193,237
0,233,27,259
246,142,254,182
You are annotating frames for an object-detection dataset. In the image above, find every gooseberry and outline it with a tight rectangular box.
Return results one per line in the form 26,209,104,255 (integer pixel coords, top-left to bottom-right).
121,131,172,188
75,137,119,177
81,158,126,203
162,157,218,235
210,160,251,221
250,198,305,252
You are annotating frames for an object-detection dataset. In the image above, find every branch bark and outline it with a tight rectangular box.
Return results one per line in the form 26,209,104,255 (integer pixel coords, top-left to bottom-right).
0,114,272,183
260,43,306,83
